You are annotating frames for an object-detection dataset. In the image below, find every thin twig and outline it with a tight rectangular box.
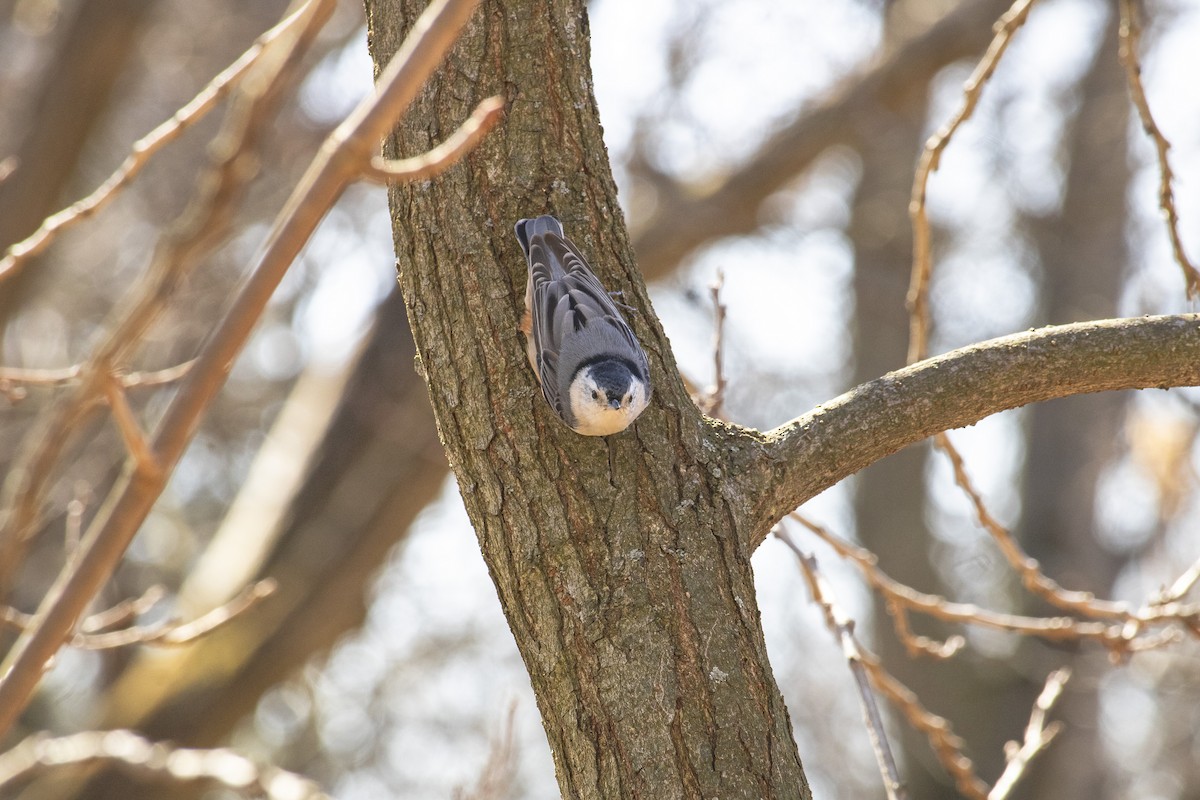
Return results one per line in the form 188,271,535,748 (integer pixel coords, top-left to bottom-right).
988,668,1069,799
1155,555,1200,606
0,0,497,743
0,361,194,390
364,95,505,183
76,579,277,649
101,373,163,480
0,0,338,738
792,513,1189,651
0,581,274,650
1116,0,1200,299
0,588,164,638
0,4,314,284
906,0,1037,363
932,431,1133,619
78,585,167,634
864,657,990,799
775,527,908,800
453,701,520,800
885,596,966,660
0,729,333,798
700,268,728,418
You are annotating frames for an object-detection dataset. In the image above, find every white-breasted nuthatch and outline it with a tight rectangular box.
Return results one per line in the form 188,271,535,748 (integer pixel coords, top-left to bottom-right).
515,215,651,436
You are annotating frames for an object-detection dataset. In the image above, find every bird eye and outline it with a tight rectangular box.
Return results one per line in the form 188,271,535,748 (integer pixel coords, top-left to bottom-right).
591,390,600,401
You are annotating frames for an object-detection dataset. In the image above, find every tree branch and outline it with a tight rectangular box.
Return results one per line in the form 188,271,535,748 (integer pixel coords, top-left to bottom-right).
0,3,313,284
1116,0,1200,299
908,0,1035,363
776,528,907,800
364,95,504,183
0,0,494,745
734,314,1200,548
0,729,332,798
987,668,1069,800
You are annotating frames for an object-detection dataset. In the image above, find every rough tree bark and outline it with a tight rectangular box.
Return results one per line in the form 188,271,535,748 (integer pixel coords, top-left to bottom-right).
361,1,1200,798
363,1,812,797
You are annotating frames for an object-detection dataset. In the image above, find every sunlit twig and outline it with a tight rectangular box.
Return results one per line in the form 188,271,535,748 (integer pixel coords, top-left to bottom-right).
0,362,194,407
0,0,499,744
364,95,504,183
886,596,966,660
988,668,1069,799
78,579,277,649
1116,0,1200,299
1155,556,1200,606
700,268,729,418
0,580,275,650
101,372,162,480
0,729,332,798
792,513,1190,651
77,584,166,634
453,701,520,800
775,526,908,800
907,0,1037,364
0,4,315,284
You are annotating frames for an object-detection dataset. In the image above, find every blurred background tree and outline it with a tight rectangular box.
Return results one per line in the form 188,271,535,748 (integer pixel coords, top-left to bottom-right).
0,0,1198,798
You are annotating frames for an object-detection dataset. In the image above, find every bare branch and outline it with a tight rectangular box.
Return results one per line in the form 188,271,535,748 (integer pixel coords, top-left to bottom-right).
932,431,1131,618
865,655,990,800
0,361,194,392
793,513,1190,651
0,581,275,650
907,0,1037,363
0,0,335,583
1117,0,1200,299
796,513,1070,800
738,314,1200,548
700,268,728,417
77,585,167,634
988,668,1069,800
0,0,339,739
0,729,332,798
75,579,277,649
364,95,505,183
0,3,314,284
0,0,497,744
775,527,908,800
101,373,163,480
453,702,520,800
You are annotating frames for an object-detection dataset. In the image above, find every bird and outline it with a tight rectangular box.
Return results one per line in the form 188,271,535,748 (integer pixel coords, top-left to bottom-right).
514,215,651,436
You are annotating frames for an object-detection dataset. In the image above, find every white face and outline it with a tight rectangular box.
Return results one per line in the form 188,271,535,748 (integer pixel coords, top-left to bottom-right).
567,369,649,436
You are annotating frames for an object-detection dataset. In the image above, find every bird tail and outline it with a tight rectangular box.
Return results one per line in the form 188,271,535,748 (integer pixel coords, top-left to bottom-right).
514,215,564,260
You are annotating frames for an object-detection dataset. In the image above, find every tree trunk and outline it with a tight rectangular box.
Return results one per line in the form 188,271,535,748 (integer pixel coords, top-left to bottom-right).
362,1,811,797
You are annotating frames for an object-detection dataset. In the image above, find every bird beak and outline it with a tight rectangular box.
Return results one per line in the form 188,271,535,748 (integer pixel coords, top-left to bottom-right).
609,398,622,410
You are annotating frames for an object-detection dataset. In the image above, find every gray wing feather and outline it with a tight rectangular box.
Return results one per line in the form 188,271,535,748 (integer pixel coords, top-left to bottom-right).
516,216,649,423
